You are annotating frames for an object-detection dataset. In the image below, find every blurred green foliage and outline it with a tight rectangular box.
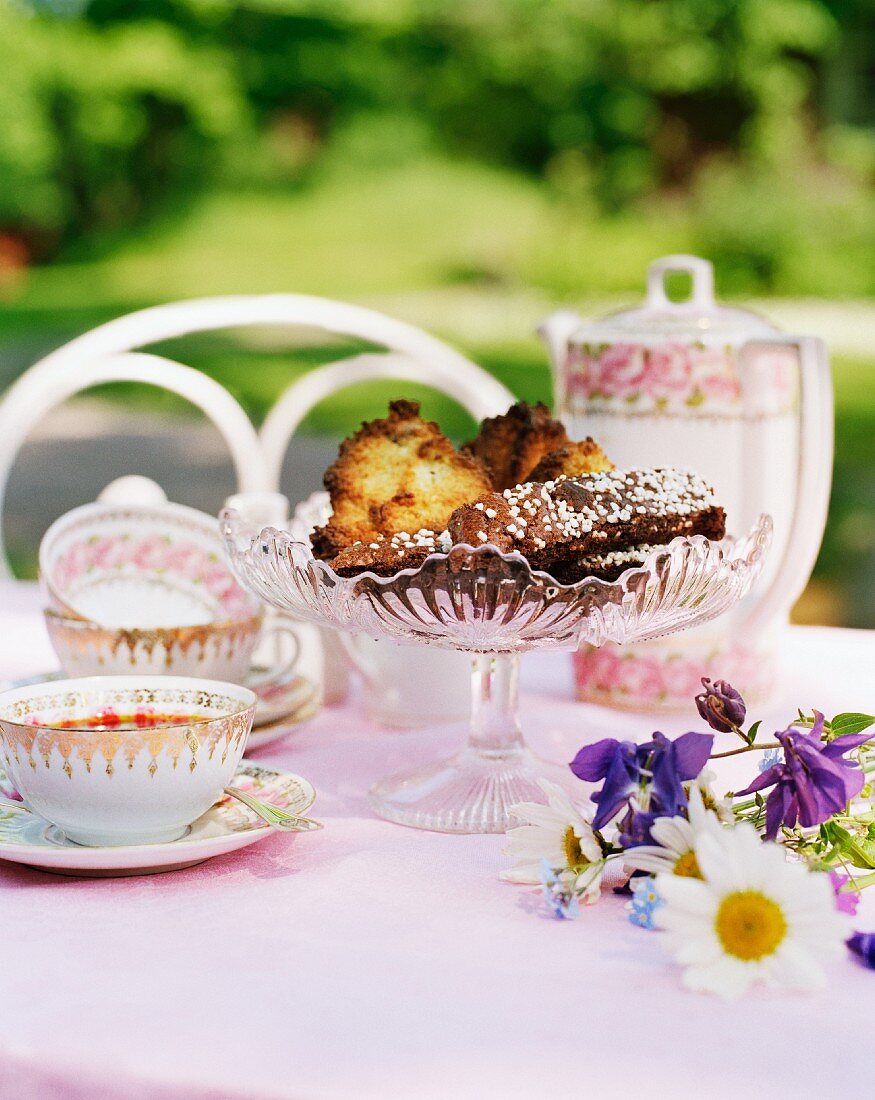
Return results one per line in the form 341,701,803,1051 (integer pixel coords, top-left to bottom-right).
0,0,873,622
2,0,874,293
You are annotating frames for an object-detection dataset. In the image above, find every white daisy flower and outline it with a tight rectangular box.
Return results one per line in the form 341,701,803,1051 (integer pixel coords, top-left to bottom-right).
691,767,735,824
623,785,723,879
501,780,604,902
656,822,848,999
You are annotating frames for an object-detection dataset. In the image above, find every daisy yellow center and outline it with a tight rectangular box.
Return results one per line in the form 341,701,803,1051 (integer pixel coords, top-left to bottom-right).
563,826,590,874
672,849,701,878
714,891,787,961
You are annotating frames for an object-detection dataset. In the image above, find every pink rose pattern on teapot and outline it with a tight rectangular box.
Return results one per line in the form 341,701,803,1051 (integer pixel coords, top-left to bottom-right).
573,641,775,710
567,342,796,415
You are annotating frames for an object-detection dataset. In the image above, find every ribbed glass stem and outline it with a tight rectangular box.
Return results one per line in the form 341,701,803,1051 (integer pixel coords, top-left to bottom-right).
468,653,523,755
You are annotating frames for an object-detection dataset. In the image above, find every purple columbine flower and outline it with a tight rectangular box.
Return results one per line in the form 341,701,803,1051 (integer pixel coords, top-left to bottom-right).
618,809,660,849
569,731,713,839
847,932,875,969
695,677,746,733
735,712,872,839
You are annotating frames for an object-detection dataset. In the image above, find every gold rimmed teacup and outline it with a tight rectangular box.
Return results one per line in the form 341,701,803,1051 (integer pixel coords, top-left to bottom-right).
44,608,264,682
0,675,256,846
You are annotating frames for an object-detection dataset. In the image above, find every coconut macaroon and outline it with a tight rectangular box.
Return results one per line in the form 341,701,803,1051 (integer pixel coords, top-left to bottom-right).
460,401,570,491
527,438,614,482
311,400,491,560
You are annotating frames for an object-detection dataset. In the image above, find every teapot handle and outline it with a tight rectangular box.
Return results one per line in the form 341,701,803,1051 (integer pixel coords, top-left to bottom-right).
738,335,833,637
645,255,715,310
537,308,585,395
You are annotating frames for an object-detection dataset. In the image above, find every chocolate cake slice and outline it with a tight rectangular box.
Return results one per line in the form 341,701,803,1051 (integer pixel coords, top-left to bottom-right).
447,468,725,570
546,544,662,584
327,529,449,577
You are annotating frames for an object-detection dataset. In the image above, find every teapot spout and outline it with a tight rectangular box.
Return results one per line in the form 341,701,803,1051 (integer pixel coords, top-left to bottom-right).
537,309,583,377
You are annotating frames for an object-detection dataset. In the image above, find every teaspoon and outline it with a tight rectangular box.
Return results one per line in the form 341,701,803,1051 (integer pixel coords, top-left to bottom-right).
223,786,323,832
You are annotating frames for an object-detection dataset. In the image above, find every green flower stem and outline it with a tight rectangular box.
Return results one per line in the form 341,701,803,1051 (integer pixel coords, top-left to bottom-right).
837,857,868,893
833,811,875,825
731,797,758,811
572,858,610,897
710,741,781,760
845,870,875,891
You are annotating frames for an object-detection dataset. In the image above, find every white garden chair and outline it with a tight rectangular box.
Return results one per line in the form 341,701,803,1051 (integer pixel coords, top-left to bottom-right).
0,294,515,579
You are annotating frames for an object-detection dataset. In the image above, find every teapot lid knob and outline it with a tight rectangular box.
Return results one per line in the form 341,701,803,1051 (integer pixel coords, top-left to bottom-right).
645,254,715,311
98,476,168,507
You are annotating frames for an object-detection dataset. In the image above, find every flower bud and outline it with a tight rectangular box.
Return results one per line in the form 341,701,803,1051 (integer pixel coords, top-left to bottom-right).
848,931,875,969
695,678,746,732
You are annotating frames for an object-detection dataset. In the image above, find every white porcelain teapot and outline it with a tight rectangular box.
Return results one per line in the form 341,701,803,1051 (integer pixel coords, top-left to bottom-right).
539,254,833,709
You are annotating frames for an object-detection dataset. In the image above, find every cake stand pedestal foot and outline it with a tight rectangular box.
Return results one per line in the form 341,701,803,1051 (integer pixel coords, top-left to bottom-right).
367,652,575,833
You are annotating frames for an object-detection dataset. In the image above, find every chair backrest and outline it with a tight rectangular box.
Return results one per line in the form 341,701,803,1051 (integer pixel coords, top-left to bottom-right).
0,294,515,578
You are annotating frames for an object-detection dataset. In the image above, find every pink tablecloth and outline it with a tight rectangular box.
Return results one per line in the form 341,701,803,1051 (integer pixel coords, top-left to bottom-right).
1,581,873,1100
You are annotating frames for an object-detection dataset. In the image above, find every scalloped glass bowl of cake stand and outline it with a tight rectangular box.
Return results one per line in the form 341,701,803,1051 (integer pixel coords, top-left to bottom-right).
222,493,771,833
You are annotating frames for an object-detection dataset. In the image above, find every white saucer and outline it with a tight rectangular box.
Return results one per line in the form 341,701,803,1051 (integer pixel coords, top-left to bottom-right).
250,672,320,731
0,763,316,877
247,674,321,752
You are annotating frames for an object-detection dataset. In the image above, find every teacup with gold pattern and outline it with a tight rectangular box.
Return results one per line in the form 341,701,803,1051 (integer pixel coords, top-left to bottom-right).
43,608,266,681
0,676,256,846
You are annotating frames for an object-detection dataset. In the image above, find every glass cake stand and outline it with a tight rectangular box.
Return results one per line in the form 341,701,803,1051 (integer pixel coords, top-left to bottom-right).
222,493,771,834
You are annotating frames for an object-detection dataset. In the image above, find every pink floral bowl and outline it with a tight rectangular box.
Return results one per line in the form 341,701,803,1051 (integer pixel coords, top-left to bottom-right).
39,502,259,630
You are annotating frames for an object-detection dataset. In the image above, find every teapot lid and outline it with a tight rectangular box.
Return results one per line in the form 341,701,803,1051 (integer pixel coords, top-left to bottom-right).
570,255,778,345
